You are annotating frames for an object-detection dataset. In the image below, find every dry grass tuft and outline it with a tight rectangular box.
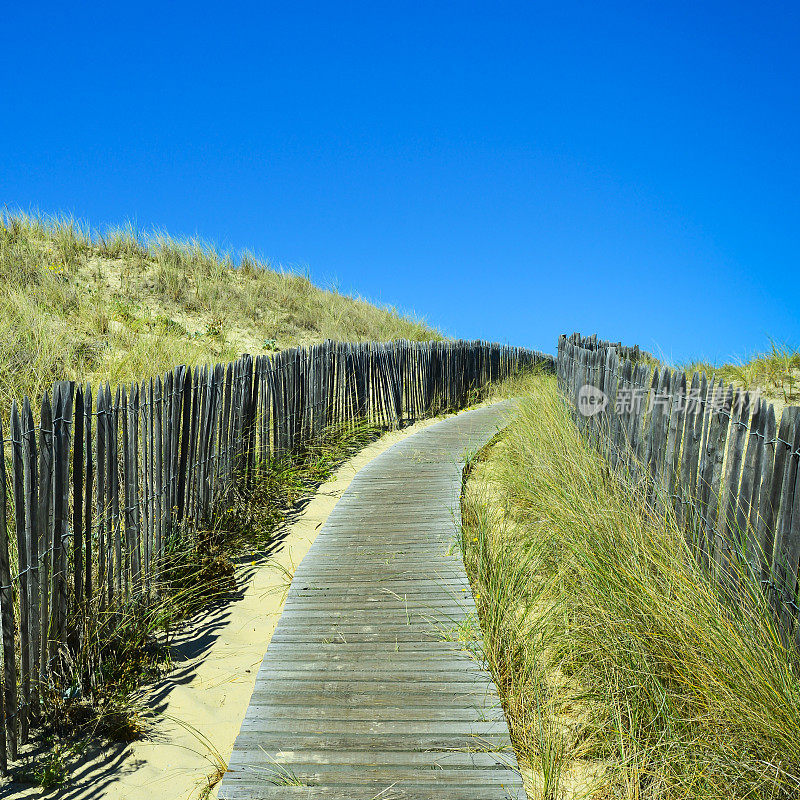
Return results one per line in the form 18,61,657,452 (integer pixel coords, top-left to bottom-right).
0,210,442,410
680,341,800,410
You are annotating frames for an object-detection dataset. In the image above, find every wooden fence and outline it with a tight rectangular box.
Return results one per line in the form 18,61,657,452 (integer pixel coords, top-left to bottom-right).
0,338,551,771
558,331,653,365
558,332,800,640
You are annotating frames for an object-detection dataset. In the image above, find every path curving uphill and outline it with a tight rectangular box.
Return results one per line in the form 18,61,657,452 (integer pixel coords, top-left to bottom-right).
218,402,525,800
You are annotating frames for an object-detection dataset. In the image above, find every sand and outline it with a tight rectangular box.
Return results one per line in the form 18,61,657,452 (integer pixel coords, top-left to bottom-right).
4,414,450,800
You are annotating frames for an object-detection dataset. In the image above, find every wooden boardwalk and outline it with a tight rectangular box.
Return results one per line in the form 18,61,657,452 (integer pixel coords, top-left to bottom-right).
218,403,525,800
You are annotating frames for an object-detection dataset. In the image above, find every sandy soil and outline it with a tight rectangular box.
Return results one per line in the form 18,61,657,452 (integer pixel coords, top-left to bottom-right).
4,414,450,800
82,255,277,357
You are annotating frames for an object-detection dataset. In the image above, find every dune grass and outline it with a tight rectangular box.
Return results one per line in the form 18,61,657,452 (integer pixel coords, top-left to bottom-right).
462,373,800,799
0,210,442,412
679,341,800,406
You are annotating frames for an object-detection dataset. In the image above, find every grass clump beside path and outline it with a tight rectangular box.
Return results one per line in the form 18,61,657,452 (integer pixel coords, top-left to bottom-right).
462,373,800,799
0,210,442,410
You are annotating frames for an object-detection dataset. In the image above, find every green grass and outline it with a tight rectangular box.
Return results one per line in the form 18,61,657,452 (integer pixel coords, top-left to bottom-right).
0,209,443,412
461,373,800,799
679,340,800,404
18,737,79,789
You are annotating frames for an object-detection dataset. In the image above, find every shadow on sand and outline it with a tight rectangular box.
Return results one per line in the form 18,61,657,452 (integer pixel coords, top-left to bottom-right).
0,512,308,799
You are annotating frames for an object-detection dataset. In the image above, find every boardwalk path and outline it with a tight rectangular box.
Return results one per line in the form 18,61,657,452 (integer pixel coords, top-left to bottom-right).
218,402,525,800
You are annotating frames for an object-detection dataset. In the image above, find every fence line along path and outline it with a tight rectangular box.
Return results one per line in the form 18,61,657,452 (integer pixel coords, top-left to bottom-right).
0,339,550,772
218,402,525,800
557,332,800,640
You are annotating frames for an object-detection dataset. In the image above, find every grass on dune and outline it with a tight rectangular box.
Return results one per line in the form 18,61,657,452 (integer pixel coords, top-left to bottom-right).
678,341,800,406
462,373,800,799
0,210,442,411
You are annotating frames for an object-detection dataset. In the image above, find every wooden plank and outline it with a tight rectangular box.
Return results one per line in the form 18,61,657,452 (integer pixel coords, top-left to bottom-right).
681,371,707,534
221,731,512,752
627,363,651,476
245,354,258,485
715,389,750,580
140,381,151,595
218,403,522,800
769,409,799,618
96,387,107,608
739,398,766,579
754,404,778,585
177,367,192,521
219,781,526,800
773,412,800,631
0,415,17,765
21,398,40,718
162,370,174,545
50,387,64,668
791,463,800,646
613,358,633,467
204,364,222,512
51,384,72,667
84,384,93,604
112,386,122,601
195,368,211,519
220,363,233,487
698,381,732,566
649,365,670,503
122,386,132,599
72,386,84,619
643,367,664,488
227,748,508,763
10,404,30,742
663,372,687,515
169,367,183,526
153,377,163,579
131,384,142,594
786,413,800,634
186,370,200,525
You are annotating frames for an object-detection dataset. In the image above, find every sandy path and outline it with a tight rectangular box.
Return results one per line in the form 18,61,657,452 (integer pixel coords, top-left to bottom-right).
4,414,455,800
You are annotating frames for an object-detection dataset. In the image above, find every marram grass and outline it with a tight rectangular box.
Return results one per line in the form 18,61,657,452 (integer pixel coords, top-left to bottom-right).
462,373,800,799
678,340,800,406
0,209,442,412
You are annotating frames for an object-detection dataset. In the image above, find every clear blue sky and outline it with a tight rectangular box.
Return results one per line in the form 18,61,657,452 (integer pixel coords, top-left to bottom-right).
2,2,797,362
